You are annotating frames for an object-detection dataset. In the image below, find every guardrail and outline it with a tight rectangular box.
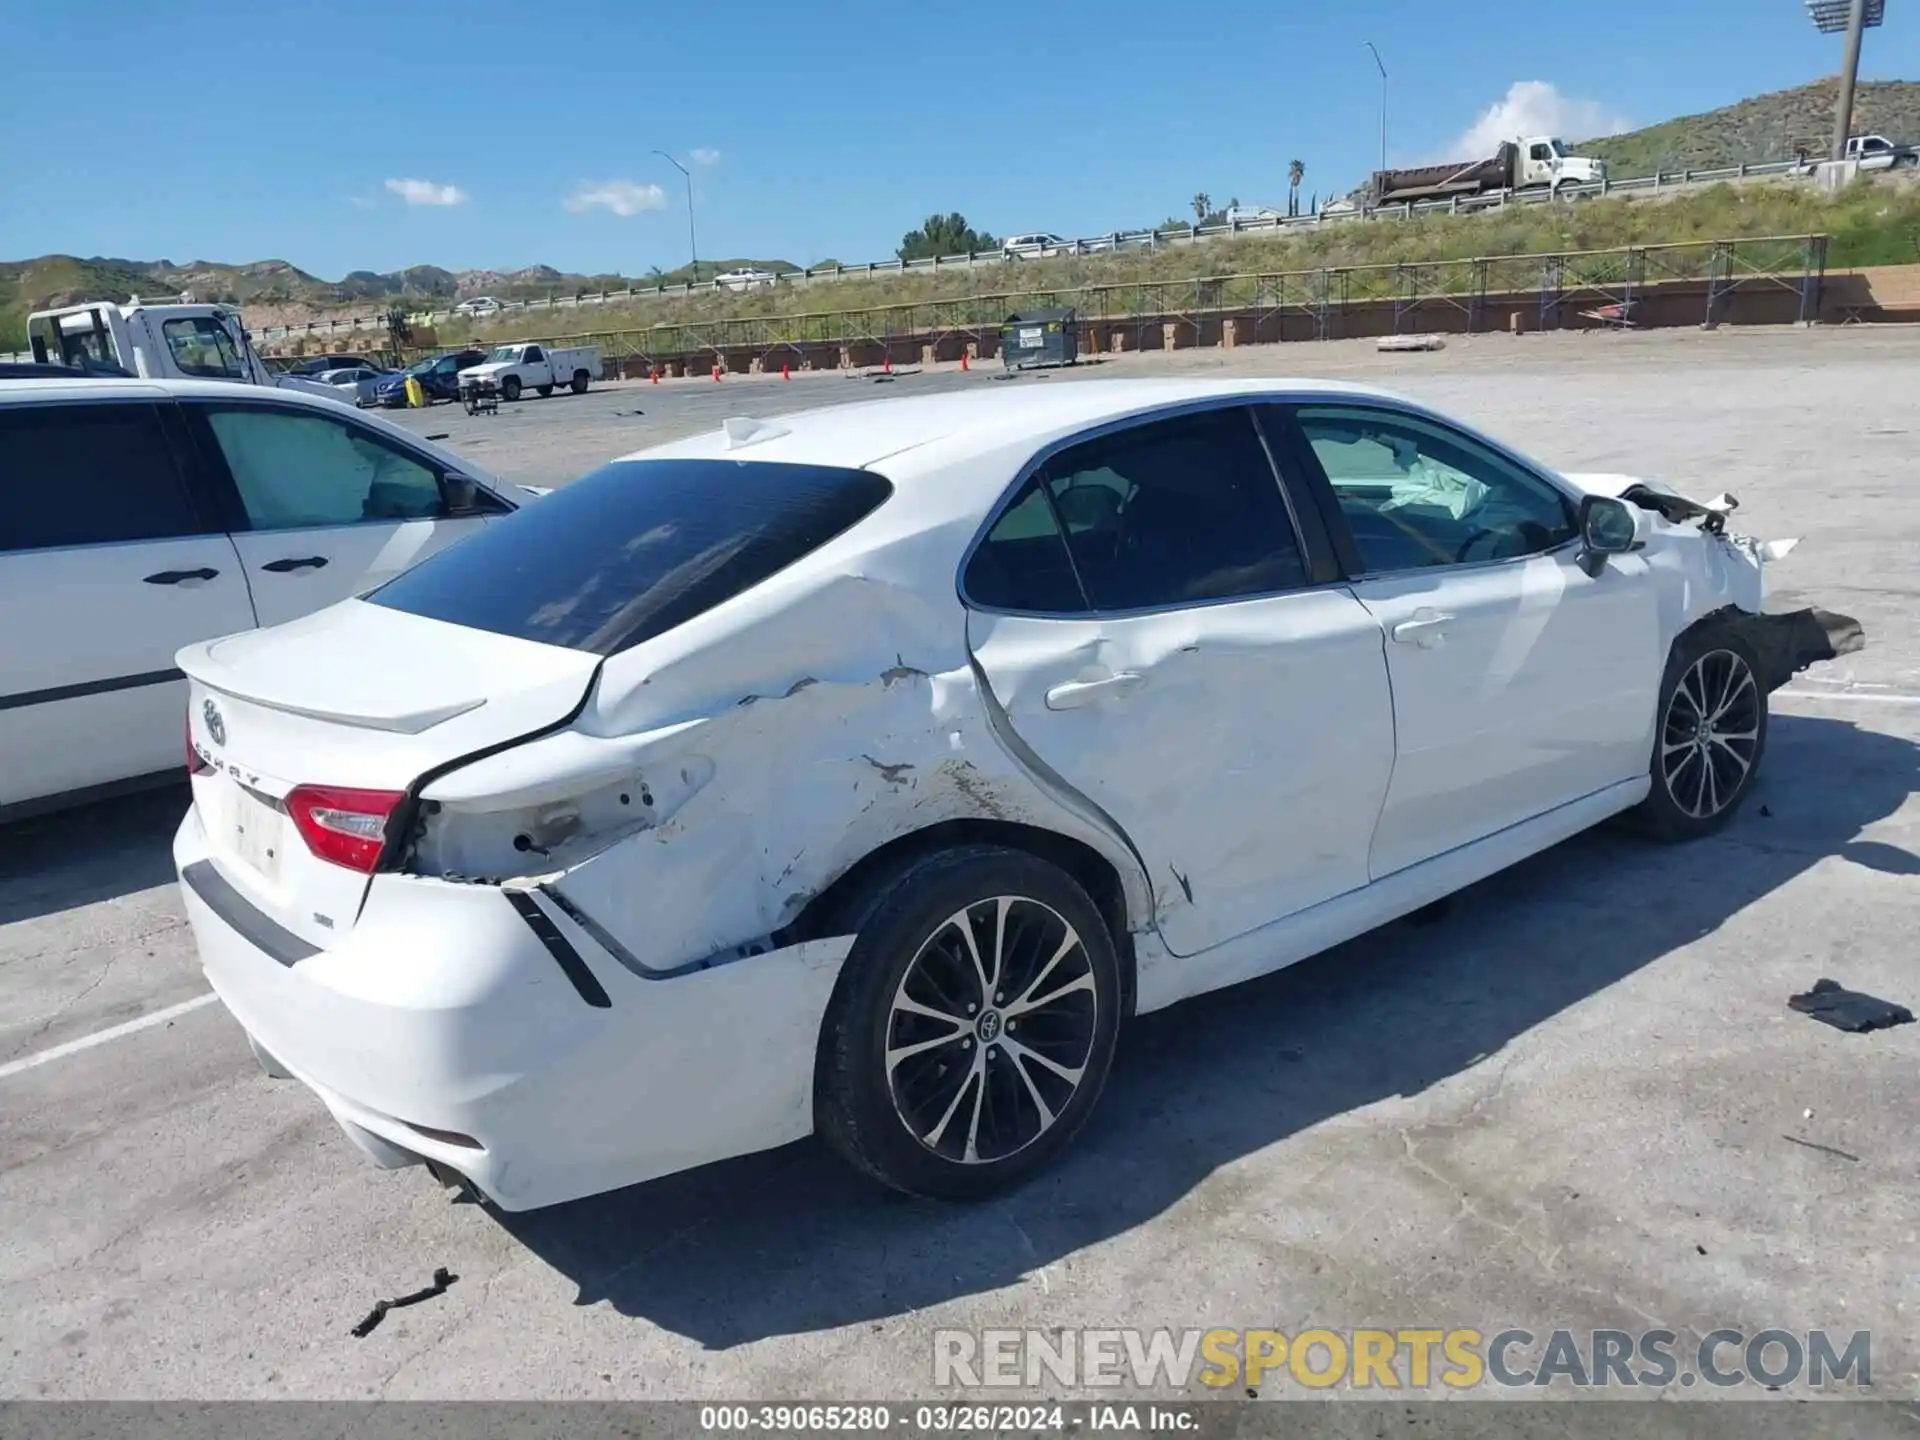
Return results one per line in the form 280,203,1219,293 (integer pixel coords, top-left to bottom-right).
234,158,1801,343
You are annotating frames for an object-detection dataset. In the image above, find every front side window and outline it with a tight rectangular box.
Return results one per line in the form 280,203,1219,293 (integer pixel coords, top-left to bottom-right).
0,403,203,552
1041,407,1306,612
524,346,544,363
367,458,892,655
163,317,247,380
1295,406,1577,573
202,408,445,530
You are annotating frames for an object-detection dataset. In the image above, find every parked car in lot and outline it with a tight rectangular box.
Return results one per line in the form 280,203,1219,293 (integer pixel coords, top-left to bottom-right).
313,364,389,407
455,342,601,403
284,353,386,377
454,296,505,318
172,378,1859,1213
0,376,529,822
370,349,487,408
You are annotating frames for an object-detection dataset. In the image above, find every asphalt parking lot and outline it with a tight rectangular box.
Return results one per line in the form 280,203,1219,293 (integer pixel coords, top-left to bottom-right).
3,326,1916,1403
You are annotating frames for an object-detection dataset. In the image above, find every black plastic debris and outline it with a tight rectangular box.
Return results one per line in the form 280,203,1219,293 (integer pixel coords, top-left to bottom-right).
1787,978,1914,1034
350,1266,458,1337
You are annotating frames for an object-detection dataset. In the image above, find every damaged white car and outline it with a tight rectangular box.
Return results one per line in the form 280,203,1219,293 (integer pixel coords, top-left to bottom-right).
172,379,1862,1211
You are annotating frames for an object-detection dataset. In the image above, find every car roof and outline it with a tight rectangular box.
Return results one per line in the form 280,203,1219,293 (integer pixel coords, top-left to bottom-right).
625,377,1407,480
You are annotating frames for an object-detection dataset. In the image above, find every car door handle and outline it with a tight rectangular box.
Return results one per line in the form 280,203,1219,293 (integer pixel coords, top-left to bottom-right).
260,556,329,573
143,568,219,585
1045,672,1147,710
1391,610,1455,647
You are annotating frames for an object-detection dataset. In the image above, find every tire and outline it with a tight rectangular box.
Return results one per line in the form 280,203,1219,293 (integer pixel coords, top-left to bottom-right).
1631,623,1769,841
501,375,522,402
570,369,590,394
537,383,554,397
816,844,1122,1200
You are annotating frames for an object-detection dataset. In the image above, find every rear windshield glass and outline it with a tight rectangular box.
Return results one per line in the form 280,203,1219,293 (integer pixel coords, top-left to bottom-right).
366,458,893,655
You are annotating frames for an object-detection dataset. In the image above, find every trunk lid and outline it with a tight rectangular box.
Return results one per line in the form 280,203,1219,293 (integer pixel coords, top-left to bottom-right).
181,599,600,948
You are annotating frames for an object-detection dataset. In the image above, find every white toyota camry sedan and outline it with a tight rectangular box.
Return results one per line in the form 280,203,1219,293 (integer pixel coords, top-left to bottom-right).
172,378,1861,1211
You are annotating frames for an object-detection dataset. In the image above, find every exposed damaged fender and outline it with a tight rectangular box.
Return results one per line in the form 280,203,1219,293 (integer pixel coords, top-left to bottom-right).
1715,606,1867,693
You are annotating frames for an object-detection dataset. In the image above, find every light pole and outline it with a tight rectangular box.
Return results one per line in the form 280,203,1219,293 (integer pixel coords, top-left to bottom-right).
1806,0,1885,160
653,150,698,285
1365,42,1387,176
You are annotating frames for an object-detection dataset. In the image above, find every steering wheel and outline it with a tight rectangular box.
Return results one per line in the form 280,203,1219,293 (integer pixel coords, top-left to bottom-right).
1454,528,1501,562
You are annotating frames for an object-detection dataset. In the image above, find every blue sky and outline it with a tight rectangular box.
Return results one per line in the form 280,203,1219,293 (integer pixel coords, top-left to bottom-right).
2,0,1914,279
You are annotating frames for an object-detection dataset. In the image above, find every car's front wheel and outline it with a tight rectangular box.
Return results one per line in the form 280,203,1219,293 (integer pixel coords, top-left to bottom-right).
1633,624,1769,840
817,845,1121,1200
501,375,522,402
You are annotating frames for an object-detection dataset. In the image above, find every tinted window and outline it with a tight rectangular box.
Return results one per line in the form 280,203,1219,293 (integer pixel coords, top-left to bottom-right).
1296,406,1577,573
964,478,1089,614
368,458,893,655
1044,407,1306,611
0,403,204,552
202,407,445,529
524,346,544,363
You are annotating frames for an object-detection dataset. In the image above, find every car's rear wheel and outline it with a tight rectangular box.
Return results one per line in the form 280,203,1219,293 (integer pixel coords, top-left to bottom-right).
816,845,1121,1200
570,369,590,394
501,375,522,402
1632,624,1768,841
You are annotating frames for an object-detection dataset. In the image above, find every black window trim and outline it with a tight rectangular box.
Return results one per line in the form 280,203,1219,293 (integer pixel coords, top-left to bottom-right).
956,395,1341,621
0,395,231,553
176,395,513,533
1267,399,1587,583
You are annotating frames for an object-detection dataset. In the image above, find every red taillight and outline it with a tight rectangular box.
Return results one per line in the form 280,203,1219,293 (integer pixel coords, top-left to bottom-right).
187,719,212,776
285,785,406,872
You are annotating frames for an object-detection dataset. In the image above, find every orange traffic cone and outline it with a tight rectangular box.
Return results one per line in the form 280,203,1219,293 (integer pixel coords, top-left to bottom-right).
883,355,892,375
781,363,790,381
650,370,659,384
712,364,722,381
961,352,969,372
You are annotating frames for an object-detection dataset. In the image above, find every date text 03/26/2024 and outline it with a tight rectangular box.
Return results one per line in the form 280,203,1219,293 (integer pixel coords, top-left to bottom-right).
698,1405,1195,1433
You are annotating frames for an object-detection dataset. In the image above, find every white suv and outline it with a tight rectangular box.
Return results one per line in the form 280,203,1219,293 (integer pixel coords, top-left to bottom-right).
0,377,527,821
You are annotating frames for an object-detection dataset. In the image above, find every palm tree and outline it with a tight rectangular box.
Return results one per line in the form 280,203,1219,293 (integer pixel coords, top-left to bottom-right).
1288,159,1305,216
1191,191,1212,224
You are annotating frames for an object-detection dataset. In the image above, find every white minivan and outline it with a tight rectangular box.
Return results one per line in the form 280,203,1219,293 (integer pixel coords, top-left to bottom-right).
0,376,528,821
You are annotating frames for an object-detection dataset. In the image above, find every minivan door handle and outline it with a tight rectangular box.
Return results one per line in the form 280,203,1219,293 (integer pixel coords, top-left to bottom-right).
260,556,329,573
1045,672,1147,710
143,568,220,585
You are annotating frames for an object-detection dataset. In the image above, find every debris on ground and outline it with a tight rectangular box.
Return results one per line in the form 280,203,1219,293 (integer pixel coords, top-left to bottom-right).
1787,978,1914,1034
1378,334,1446,352
1783,1134,1861,1162
349,1267,459,1338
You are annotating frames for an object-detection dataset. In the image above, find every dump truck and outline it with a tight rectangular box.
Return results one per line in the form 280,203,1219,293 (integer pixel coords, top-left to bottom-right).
1368,136,1606,207
25,298,339,399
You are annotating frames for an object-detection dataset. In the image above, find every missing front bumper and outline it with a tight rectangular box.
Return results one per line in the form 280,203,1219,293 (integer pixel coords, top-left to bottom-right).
1725,607,1866,693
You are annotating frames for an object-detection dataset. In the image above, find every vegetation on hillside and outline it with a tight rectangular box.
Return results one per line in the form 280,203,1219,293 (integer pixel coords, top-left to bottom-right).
1579,78,1920,174
415,178,1920,347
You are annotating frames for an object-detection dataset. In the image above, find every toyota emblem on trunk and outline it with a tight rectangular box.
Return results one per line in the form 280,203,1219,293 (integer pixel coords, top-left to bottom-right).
202,698,227,747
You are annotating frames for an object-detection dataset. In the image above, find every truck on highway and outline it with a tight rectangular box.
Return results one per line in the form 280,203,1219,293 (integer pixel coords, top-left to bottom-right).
24,298,340,399
455,342,602,403
1368,136,1607,207
1793,133,1919,171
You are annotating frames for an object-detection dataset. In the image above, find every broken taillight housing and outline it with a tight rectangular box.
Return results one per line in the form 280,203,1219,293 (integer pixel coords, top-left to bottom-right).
187,719,212,776
285,785,406,872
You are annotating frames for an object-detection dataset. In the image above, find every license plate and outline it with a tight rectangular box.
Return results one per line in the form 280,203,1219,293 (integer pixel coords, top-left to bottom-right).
230,786,286,883
1019,327,1044,345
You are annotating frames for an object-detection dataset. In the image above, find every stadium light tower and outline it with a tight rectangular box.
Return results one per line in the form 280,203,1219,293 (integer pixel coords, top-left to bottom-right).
1807,0,1886,160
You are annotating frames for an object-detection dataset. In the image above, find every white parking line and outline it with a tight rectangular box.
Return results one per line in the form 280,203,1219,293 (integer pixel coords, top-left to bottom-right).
0,993,219,1082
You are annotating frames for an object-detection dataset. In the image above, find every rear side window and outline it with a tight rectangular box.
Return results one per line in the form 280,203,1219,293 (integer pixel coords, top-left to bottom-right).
0,402,205,552
367,458,893,654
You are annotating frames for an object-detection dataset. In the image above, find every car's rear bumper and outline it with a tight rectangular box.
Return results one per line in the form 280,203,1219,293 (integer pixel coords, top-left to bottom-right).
173,807,850,1211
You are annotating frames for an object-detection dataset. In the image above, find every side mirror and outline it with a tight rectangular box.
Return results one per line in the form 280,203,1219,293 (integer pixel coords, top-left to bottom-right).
1575,494,1640,576
443,473,480,516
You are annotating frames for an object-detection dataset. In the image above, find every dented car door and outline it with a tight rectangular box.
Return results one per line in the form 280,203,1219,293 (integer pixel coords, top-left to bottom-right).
964,404,1396,958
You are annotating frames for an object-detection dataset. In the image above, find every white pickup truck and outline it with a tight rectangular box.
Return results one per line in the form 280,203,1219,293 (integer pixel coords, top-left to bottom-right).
25,299,340,400
456,342,602,403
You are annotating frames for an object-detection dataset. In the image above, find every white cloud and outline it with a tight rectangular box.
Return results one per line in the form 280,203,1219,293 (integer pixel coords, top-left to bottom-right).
564,180,670,216
690,147,721,166
1445,82,1630,159
384,177,469,207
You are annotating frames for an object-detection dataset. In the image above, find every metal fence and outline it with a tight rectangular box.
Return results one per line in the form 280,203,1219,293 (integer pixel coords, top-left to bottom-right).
255,160,1815,343
379,234,1827,370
